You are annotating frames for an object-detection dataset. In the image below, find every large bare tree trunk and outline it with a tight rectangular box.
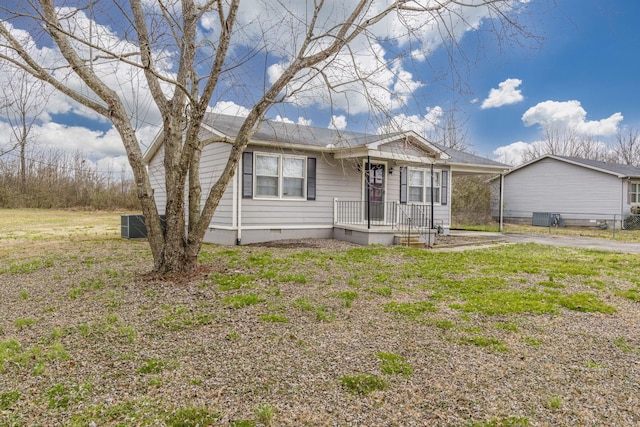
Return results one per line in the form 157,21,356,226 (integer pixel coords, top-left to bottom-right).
0,0,539,274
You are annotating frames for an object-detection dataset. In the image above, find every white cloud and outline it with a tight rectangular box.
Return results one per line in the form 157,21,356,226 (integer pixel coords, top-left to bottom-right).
329,115,347,131
273,115,313,126
493,141,532,166
522,100,623,136
267,41,424,115
376,106,443,136
481,78,524,109
210,101,250,117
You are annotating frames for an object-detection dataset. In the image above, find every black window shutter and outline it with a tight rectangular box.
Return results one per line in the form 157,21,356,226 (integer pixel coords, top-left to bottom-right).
307,157,316,200
400,166,407,204
441,170,449,206
242,151,253,198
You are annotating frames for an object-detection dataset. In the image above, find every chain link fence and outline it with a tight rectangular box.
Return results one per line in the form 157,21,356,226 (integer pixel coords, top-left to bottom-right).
499,211,640,239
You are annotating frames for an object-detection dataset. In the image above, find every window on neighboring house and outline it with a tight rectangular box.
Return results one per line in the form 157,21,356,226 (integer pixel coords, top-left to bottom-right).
631,182,640,204
407,167,441,204
254,153,306,199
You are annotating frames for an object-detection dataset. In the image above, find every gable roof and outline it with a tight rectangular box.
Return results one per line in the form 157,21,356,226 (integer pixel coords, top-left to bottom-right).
506,154,640,179
143,113,508,173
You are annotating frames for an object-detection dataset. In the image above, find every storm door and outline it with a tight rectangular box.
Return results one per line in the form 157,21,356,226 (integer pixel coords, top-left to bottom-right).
365,162,386,223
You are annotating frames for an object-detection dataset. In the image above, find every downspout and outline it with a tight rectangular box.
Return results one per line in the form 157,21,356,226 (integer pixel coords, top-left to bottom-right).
367,156,371,229
499,173,504,233
430,163,434,230
236,158,243,245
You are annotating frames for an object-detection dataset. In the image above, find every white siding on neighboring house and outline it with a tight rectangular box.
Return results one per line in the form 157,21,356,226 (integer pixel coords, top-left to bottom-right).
503,157,624,218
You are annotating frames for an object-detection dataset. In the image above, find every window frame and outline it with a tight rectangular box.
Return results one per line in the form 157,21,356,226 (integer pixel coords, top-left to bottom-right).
407,167,442,205
253,152,307,200
631,181,640,205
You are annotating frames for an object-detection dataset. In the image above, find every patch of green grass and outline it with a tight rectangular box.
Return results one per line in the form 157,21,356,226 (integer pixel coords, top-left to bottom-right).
583,361,605,369
467,416,530,427
0,391,21,410
276,273,307,284
226,331,241,341
339,373,387,395
613,337,633,353
165,406,220,426
137,357,176,375
450,289,558,315
68,399,219,427
46,383,92,410
616,288,640,301
524,337,541,347
461,336,508,352
68,279,104,300
292,297,314,311
254,403,275,426
377,351,413,376
495,322,519,332
545,395,563,410
557,292,616,313
259,313,288,323
14,317,36,329
19,290,29,300
331,291,359,308
223,294,261,309
315,305,334,322
210,272,256,291
158,304,214,330
2,258,54,274
368,286,392,297
383,301,436,318
1,338,68,374
433,319,454,330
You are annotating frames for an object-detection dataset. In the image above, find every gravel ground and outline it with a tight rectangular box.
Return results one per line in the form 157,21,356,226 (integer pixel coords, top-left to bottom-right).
1,233,640,426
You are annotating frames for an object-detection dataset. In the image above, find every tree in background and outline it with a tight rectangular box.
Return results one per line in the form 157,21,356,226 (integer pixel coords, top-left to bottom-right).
612,126,640,167
0,69,49,192
0,0,543,274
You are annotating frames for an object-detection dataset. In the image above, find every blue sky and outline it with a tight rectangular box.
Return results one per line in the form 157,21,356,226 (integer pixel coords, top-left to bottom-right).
463,0,640,161
1,0,638,172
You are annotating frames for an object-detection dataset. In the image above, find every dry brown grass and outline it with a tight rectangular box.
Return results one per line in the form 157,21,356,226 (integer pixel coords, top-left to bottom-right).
1,210,640,426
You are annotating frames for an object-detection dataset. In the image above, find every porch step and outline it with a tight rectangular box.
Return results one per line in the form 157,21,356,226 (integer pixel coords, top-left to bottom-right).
394,235,425,248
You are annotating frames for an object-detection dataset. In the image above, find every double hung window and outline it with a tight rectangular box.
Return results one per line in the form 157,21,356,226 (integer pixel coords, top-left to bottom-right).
631,182,640,204
255,153,306,199
407,168,441,204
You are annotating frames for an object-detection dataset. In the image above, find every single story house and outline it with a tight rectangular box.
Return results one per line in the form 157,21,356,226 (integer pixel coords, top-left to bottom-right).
491,154,640,228
144,113,508,246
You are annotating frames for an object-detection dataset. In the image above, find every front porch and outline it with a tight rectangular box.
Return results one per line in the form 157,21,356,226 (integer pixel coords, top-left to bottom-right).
333,199,443,246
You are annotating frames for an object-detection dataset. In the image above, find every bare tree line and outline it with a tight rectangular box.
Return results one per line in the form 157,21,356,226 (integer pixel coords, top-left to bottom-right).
0,147,139,209
521,126,640,166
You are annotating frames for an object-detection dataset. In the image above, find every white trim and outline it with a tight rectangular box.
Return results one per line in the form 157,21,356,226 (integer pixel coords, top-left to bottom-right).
361,159,389,224
407,166,442,205
210,224,334,231
253,152,307,200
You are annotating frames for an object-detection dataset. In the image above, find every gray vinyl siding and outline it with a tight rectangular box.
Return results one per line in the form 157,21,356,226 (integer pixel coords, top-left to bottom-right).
199,142,233,226
148,144,166,213
240,146,360,227
503,158,624,218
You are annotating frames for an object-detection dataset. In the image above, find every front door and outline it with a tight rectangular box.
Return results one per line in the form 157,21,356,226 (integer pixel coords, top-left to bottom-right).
366,163,385,222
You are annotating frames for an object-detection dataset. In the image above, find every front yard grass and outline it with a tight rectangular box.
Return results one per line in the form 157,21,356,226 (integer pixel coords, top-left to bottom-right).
1,210,640,426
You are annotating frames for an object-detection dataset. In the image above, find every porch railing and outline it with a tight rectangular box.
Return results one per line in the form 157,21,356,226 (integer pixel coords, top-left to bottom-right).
333,200,399,226
334,199,433,235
